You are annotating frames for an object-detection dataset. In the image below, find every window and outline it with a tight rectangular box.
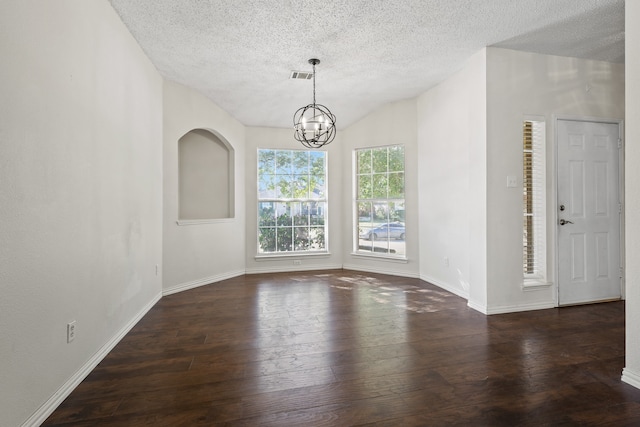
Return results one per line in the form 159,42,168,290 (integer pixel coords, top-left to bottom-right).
355,145,405,257
523,119,546,280
257,149,327,254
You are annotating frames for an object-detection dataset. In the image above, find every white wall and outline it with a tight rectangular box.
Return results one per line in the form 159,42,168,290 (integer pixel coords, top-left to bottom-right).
485,48,625,313
341,99,420,278
623,1,640,390
416,48,625,315
163,80,246,294
416,49,488,305
0,1,163,426
244,127,343,273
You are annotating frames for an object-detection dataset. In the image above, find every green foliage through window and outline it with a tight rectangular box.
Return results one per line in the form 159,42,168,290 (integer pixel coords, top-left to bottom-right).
258,149,327,253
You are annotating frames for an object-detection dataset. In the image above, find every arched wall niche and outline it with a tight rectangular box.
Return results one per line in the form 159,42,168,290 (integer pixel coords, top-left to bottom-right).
178,128,235,221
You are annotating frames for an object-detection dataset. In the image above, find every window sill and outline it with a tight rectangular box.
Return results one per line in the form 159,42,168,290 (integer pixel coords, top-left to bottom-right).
350,252,408,263
177,218,235,226
522,279,552,291
255,251,331,261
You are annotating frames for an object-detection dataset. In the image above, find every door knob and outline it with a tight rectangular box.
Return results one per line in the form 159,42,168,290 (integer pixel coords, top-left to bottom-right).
559,219,574,225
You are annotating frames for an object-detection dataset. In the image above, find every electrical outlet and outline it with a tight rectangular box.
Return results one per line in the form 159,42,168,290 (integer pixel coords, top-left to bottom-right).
444,257,449,267
293,260,301,265
67,321,76,343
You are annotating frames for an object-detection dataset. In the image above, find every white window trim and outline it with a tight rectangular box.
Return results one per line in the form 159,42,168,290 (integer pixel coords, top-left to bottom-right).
177,218,235,226
523,117,548,289
256,149,329,255
350,251,408,262
254,251,331,261
353,144,406,259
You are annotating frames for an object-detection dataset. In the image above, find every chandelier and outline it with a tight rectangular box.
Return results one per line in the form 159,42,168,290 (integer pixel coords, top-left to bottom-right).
293,58,336,148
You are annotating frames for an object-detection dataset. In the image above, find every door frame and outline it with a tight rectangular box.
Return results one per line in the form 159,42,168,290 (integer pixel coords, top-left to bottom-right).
553,115,625,306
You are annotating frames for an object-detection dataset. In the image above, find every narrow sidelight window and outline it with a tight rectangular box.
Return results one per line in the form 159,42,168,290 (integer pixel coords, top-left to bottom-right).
523,119,546,279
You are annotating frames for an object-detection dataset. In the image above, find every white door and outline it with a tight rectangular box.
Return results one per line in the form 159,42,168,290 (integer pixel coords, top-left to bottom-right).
557,120,621,305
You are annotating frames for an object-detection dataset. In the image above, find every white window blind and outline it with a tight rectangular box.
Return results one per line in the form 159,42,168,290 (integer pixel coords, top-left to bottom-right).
523,120,546,279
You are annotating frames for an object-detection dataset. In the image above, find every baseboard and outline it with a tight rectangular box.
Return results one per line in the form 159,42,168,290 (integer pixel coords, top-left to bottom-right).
245,264,343,275
416,276,555,315
419,274,469,300
467,300,488,314
22,292,162,427
342,263,419,279
163,270,245,296
486,301,556,315
622,368,640,390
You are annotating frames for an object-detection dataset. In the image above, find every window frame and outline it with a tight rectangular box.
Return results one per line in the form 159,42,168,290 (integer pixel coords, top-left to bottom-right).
353,144,406,260
256,148,329,256
522,118,547,287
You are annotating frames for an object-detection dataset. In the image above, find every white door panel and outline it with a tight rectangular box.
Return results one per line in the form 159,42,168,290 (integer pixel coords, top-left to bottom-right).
557,120,621,305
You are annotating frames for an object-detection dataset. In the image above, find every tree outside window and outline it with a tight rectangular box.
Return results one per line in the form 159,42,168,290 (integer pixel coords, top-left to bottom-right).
258,149,327,253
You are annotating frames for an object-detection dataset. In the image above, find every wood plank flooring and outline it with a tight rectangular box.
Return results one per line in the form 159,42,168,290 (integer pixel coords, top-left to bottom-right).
43,270,640,426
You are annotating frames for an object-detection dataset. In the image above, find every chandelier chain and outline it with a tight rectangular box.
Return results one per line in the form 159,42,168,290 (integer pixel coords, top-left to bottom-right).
312,61,316,106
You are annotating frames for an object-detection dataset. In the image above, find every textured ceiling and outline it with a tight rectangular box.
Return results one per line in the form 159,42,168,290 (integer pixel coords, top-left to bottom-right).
108,0,625,129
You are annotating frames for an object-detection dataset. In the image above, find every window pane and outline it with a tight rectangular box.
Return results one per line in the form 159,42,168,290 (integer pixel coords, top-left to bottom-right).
310,151,325,175
372,148,388,173
372,174,388,199
310,202,325,225
388,172,404,198
258,228,276,253
276,175,293,199
292,151,309,174
310,175,325,199
389,146,404,172
277,227,293,251
358,175,372,199
276,202,292,226
258,174,276,199
276,151,292,174
293,174,309,199
389,201,405,222
373,202,389,223
258,202,276,227
294,227,309,251
294,202,309,225
357,201,373,242
309,227,325,249
357,150,371,174
258,150,276,175
358,202,372,224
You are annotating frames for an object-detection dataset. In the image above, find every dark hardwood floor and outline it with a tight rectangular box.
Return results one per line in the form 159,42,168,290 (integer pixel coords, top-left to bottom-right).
44,270,640,426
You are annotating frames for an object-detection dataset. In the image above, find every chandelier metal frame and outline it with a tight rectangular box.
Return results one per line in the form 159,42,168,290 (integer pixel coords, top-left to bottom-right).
293,59,336,149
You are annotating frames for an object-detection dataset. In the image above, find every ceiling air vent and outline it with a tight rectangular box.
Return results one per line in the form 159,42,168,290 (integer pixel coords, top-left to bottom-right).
290,71,313,80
